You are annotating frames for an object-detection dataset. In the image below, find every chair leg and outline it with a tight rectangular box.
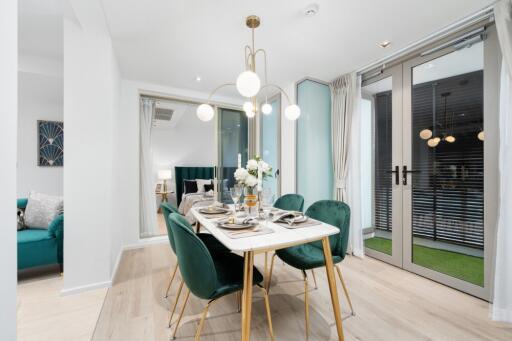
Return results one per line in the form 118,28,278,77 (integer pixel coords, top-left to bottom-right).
195,300,213,341
302,270,310,341
165,263,179,298
236,290,242,313
259,286,275,341
266,253,277,292
311,269,318,289
168,280,185,327
172,288,191,339
335,265,355,316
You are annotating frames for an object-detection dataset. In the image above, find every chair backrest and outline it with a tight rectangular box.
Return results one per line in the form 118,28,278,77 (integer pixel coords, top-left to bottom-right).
160,202,180,253
169,213,218,300
274,194,305,212
305,200,350,258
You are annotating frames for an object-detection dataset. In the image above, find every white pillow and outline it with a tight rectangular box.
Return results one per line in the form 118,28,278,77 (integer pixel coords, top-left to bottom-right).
24,192,63,229
195,179,212,193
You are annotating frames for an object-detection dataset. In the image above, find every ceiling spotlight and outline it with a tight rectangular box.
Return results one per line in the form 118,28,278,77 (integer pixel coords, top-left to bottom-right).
196,76,202,82
419,129,432,140
478,130,484,141
445,135,456,143
378,40,391,48
304,4,319,17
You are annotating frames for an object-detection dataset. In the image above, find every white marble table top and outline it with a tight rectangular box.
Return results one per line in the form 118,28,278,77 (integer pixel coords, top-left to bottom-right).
190,207,339,253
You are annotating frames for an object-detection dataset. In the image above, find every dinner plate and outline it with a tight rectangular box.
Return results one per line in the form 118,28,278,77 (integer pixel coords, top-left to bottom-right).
217,221,258,230
199,207,231,215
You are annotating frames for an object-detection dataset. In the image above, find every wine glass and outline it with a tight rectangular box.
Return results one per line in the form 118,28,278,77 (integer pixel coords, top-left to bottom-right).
260,189,274,225
230,185,243,211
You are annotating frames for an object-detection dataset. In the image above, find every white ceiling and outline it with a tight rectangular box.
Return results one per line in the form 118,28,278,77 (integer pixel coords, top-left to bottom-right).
102,0,495,97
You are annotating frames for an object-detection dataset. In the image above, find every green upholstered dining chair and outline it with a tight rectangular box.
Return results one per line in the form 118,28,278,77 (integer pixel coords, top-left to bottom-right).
273,193,305,212
268,200,354,340
169,213,275,341
160,203,230,328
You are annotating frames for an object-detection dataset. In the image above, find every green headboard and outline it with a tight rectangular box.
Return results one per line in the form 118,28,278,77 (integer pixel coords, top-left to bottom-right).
174,166,214,206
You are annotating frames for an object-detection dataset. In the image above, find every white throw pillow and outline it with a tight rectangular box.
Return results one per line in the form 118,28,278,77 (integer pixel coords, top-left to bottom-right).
195,179,212,193
24,192,64,229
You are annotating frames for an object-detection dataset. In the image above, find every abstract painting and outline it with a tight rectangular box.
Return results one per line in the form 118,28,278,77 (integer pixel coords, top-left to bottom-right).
38,120,64,166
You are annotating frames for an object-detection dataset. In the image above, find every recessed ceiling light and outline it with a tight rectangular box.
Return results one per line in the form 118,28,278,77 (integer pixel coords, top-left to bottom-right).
378,40,391,48
196,76,201,82
304,4,319,17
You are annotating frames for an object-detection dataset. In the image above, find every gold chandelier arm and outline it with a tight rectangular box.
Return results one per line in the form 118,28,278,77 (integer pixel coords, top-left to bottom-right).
254,48,269,101
244,45,253,69
260,83,292,105
207,82,236,102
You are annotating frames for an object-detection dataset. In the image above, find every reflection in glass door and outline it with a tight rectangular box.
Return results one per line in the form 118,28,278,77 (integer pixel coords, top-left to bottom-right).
362,65,403,267
260,95,281,197
217,108,248,203
403,41,486,295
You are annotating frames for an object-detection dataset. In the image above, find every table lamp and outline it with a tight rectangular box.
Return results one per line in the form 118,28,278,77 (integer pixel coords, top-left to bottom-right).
158,169,172,194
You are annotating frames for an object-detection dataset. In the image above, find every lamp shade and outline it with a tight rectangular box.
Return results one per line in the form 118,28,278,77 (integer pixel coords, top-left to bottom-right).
285,104,301,120
261,103,272,115
158,169,172,180
197,104,214,121
236,71,261,97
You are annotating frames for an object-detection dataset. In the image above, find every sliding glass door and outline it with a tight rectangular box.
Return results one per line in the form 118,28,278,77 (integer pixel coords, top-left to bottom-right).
362,65,403,267
363,26,499,300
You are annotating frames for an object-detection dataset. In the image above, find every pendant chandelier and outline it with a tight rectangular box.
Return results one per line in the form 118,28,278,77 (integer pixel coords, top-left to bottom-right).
196,15,301,122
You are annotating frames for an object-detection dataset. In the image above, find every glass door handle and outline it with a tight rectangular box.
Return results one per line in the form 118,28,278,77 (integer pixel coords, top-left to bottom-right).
402,165,420,185
386,166,400,185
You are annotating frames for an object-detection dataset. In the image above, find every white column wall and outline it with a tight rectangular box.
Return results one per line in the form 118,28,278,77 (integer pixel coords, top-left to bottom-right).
0,0,18,338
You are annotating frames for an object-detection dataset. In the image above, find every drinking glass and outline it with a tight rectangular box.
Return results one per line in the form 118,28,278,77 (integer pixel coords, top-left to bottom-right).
260,190,275,225
230,184,243,211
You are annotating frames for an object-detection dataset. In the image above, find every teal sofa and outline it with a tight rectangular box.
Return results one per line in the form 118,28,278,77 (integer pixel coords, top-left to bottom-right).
17,198,64,272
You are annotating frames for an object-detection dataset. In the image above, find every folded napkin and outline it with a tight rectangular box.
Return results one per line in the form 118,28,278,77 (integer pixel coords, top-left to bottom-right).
218,216,257,225
272,211,304,223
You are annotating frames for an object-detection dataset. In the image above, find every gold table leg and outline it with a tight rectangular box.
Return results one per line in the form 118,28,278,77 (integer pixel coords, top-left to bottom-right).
241,251,254,341
321,237,345,341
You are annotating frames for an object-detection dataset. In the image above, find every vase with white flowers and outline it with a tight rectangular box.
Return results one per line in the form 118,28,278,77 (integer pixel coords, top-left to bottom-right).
234,156,272,216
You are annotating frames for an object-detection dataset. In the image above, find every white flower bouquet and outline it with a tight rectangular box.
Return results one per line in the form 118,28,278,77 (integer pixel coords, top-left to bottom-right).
234,156,273,188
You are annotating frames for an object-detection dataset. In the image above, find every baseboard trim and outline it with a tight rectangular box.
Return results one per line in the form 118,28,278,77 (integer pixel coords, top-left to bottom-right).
60,280,112,296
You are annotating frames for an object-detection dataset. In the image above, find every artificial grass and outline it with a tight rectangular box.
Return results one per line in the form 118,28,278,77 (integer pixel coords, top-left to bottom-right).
364,237,484,287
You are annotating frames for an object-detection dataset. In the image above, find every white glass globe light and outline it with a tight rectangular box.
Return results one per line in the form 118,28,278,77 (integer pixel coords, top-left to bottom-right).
245,109,255,118
445,135,456,143
243,101,254,113
236,71,261,97
427,137,440,147
261,103,272,115
285,104,301,120
419,129,432,140
478,130,484,141
196,104,214,122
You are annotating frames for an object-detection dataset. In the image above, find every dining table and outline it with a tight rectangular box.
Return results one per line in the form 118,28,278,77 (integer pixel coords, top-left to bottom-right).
191,206,345,341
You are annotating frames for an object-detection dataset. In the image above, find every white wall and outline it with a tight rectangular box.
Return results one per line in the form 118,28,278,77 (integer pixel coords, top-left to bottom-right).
17,71,63,197
0,0,17,339
152,106,215,193
63,0,120,293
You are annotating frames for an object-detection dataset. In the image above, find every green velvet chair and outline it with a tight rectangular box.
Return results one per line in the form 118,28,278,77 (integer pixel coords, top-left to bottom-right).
160,202,230,329
17,198,64,272
268,200,354,340
274,193,305,212
169,213,274,340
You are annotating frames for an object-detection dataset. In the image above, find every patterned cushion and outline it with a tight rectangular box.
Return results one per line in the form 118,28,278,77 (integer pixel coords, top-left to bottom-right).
24,192,63,229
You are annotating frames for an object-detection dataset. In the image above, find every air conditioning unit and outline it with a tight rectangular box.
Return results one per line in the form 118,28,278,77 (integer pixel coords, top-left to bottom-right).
154,108,174,121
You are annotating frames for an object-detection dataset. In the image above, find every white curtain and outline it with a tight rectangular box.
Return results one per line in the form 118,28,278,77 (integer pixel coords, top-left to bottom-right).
330,73,364,257
493,0,512,323
140,97,158,238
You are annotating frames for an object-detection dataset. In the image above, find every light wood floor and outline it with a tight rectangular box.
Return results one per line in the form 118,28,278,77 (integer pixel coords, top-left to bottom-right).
17,268,107,341
92,243,512,341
